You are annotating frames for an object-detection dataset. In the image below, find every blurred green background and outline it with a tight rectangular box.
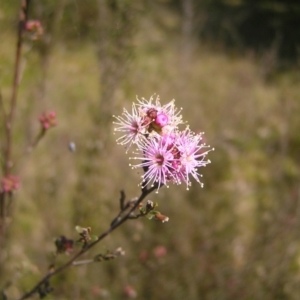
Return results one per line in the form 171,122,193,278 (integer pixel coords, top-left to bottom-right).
1,0,300,299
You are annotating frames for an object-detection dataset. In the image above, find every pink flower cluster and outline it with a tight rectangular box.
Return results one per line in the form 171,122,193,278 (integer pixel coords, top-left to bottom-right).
25,20,44,40
39,111,57,130
113,95,213,191
1,175,20,193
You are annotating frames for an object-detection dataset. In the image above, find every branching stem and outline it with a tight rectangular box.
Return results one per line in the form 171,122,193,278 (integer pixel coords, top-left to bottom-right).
0,0,30,246
18,185,157,300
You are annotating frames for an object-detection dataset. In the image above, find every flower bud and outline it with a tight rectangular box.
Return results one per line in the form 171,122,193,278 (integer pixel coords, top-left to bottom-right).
146,200,154,211
147,108,158,119
153,245,167,258
1,175,20,193
155,112,169,127
39,111,57,130
123,285,137,298
154,213,169,223
25,20,44,40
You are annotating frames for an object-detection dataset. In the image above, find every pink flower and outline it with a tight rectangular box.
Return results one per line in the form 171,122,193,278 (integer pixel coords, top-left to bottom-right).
39,111,57,129
25,20,42,31
25,20,44,40
174,129,212,189
136,95,183,131
113,96,183,152
123,285,137,298
153,245,167,258
1,175,20,193
113,104,147,151
114,95,213,191
130,135,177,191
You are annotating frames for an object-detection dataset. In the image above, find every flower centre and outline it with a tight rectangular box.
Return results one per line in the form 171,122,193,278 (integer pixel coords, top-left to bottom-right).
155,154,164,166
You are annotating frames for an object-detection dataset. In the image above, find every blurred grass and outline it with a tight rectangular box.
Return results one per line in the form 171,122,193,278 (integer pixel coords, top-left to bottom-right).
1,4,300,300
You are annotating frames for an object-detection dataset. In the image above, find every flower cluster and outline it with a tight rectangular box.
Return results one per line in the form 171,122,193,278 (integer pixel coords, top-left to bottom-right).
113,95,213,191
1,175,20,193
25,20,44,40
39,111,57,130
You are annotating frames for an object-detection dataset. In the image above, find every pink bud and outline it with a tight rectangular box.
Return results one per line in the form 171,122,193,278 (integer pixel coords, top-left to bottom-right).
153,245,167,258
25,20,44,40
39,111,57,130
155,213,169,223
155,113,169,127
123,286,137,298
1,175,20,193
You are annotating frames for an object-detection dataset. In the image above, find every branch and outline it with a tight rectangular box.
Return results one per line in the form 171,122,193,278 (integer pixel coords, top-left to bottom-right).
4,0,30,175
17,185,157,300
0,91,7,123
1,0,30,222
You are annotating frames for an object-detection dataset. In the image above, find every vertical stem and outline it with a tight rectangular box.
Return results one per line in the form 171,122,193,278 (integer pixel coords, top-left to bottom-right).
0,0,30,255
18,186,157,300
4,0,29,176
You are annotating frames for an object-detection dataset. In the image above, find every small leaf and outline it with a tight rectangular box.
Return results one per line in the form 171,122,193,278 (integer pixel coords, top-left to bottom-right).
145,211,159,220
146,214,154,220
139,207,146,214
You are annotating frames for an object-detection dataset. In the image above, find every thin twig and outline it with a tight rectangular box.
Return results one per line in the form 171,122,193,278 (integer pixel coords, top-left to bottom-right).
72,259,94,266
22,128,46,156
110,192,137,227
0,92,7,122
18,185,157,300
120,189,125,210
0,92,7,172
4,0,29,175
1,0,30,222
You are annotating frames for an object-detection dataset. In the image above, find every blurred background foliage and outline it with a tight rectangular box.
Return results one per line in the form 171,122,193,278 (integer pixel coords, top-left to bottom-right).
1,0,300,299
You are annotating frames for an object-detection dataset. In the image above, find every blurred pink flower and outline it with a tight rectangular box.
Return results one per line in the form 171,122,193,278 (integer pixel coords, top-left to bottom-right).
25,20,44,39
39,111,57,130
92,286,109,297
1,175,20,193
153,245,167,258
123,285,137,298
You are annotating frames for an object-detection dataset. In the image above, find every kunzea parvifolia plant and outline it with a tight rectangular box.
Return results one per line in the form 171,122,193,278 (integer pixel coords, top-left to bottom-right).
0,1,213,299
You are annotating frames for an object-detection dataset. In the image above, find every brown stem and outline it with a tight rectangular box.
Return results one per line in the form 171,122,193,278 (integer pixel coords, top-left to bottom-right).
1,0,30,221
72,259,94,266
4,0,29,175
0,1,31,269
23,128,46,155
18,185,158,300
0,92,7,123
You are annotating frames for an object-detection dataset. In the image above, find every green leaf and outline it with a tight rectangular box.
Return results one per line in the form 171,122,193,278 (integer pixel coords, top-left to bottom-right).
145,214,155,220
139,207,146,214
